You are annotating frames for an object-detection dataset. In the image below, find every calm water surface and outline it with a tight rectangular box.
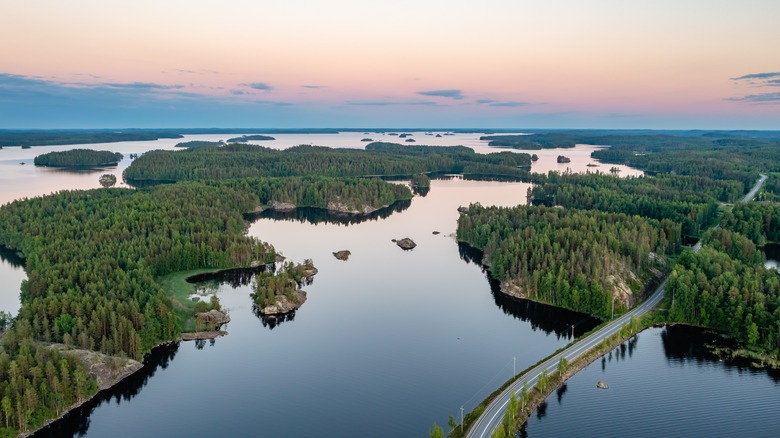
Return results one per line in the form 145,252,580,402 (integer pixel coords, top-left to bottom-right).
525,325,780,438
35,178,598,437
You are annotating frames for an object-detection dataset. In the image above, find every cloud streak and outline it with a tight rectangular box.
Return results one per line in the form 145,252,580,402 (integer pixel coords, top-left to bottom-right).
244,82,273,91
417,89,464,100
724,92,780,103
731,72,780,81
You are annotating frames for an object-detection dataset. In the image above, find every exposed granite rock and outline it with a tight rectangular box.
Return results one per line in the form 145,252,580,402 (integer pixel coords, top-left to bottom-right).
327,200,380,215
269,201,296,212
395,237,417,250
333,250,351,261
52,346,143,390
180,331,227,341
258,290,307,315
196,309,230,329
596,381,609,389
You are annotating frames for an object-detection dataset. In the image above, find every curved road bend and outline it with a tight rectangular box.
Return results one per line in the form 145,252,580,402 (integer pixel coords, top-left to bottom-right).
467,173,767,438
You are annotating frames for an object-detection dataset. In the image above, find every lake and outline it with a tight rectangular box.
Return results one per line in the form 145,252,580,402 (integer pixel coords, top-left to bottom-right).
524,325,780,438
0,132,643,437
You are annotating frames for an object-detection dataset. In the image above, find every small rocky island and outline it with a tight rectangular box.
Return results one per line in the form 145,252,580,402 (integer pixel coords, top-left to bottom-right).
34,149,123,167
596,380,609,389
252,260,317,315
557,155,571,163
333,250,351,261
99,174,117,188
393,237,417,250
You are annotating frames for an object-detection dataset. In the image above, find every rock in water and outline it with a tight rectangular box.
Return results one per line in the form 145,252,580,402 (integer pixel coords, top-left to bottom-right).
395,237,417,250
596,381,609,389
333,250,351,261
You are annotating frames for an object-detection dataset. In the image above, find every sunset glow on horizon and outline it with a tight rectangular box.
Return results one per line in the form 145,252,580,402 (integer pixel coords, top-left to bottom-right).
1,0,779,129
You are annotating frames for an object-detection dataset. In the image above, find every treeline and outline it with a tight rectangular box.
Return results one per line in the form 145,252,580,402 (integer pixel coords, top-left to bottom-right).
0,176,410,433
528,173,741,236
209,176,411,212
666,228,780,353
480,134,578,149
227,135,275,142
123,142,532,182
457,205,680,319
0,130,182,147
33,149,123,167
174,141,223,149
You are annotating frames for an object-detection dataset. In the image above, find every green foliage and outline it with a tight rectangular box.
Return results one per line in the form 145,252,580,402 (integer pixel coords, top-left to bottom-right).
429,422,445,438
411,173,431,189
124,142,532,182
251,261,313,308
721,202,780,245
0,324,97,433
529,172,739,236
457,204,679,318
33,149,123,167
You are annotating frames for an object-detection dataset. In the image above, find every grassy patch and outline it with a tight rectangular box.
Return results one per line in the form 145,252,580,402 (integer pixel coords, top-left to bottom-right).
157,268,226,332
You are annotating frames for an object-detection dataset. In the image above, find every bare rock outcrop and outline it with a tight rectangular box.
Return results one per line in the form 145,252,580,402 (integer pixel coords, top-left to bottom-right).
258,290,307,315
333,250,351,261
394,237,417,250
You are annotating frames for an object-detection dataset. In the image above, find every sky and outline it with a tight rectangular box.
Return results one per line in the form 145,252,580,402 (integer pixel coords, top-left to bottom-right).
1,0,778,129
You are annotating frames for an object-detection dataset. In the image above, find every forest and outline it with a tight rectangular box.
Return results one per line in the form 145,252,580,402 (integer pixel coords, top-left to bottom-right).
528,173,741,237
33,149,123,167
457,204,680,319
0,176,410,435
666,228,780,354
123,142,533,182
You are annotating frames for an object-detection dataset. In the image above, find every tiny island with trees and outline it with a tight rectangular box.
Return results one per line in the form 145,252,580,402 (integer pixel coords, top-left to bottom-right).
33,149,123,167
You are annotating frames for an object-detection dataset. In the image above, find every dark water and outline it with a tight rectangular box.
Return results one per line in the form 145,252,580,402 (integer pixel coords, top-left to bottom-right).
34,178,601,437
524,325,780,438
764,243,780,271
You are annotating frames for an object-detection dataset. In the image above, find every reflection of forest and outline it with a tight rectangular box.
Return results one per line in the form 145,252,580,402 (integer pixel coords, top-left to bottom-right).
245,199,412,226
661,325,780,382
0,244,24,268
457,242,599,339
35,344,180,437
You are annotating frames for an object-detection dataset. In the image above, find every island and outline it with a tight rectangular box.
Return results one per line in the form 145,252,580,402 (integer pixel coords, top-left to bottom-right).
174,140,224,149
333,250,351,261
557,155,571,163
394,237,417,250
227,135,276,142
33,149,123,167
99,174,117,187
252,260,317,315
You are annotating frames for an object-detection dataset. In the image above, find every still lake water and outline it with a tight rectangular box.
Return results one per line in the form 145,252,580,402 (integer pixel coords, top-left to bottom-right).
525,325,780,438
0,132,710,437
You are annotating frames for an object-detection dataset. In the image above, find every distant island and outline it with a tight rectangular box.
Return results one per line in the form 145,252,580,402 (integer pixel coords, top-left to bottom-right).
34,149,123,167
227,135,275,142
557,155,571,163
174,140,224,149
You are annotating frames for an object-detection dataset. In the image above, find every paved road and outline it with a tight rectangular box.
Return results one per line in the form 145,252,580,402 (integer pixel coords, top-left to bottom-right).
466,173,767,438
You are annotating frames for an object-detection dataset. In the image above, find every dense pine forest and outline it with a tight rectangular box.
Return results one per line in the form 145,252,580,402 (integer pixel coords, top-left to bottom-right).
457,205,680,319
33,149,123,167
0,176,410,435
666,229,780,355
123,142,532,182
528,173,740,237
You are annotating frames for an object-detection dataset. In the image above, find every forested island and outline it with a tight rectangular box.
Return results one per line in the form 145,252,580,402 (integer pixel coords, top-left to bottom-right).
227,135,275,142
33,149,123,167
0,176,411,435
124,142,533,183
